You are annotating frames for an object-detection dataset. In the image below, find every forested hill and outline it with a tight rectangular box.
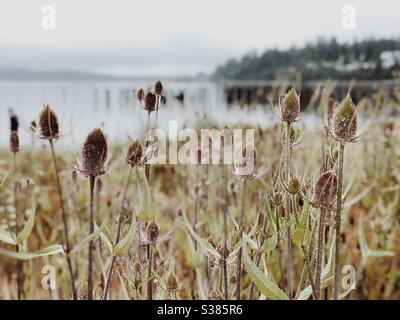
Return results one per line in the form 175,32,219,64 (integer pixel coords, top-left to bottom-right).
213,38,400,81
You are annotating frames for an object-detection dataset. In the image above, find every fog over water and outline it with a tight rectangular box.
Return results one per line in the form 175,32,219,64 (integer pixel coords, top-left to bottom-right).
0,80,323,149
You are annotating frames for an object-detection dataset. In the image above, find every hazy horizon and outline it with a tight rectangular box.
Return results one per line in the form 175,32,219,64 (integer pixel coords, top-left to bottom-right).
1,0,400,77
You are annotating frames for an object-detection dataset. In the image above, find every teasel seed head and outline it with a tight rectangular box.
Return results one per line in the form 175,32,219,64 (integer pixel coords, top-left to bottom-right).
288,176,301,195
144,92,156,112
80,128,108,177
271,190,285,207
233,144,257,180
154,80,163,95
331,94,357,142
146,220,160,243
126,140,143,166
166,272,179,292
280,88,300,123
137,88,145,102
38,105,59,140
311,171,338,211
10,131,19,154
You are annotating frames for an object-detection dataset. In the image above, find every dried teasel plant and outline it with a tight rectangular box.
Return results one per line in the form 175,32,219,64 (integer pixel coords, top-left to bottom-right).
233,143,257,299
38,105,59,140
36,105,77,299
10,131,19,154
138,219,174,300
76,128,108,300
327,93,359,299
103,140,143,300
280,88,300,123
10,130,23,299
311,170,338,299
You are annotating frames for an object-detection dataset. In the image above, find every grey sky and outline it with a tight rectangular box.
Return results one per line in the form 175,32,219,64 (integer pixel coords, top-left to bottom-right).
0,0,399,76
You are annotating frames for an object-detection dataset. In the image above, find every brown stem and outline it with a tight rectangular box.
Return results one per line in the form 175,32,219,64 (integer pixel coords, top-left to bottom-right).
315,209,326,299
13,153,23,300
88,175,96,300
103,166,133,300
334,142,345,299
285,121,293,299
235,179,246,300
147,243,153,300
49,139,77,300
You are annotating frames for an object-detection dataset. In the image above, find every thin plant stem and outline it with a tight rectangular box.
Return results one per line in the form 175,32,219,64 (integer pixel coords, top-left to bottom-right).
276,206,281,243
223,166,228,300
13,153,23,300
147,243,153,300
334,142,345,299
235,179,246,300
88,175,96,300
315,209,326,300
103,166,134,300
285,121,293,299
301,244,317,299
49,139,77,300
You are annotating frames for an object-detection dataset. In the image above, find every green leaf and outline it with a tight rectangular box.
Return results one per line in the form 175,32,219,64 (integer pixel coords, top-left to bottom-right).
115,216,137,257
263,194,276,233
297,276,333,300
243,233,258,250
16,205,36,245
136,167,154,222
242,244,288,300
261,234,278,253
71,222,106,254
182,213,221,260
0,229,16,245
0,244,64,260
293,188,311,248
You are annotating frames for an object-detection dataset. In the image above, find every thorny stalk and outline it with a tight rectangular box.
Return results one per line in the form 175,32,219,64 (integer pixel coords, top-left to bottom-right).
334,142,345,299
49,139,77,300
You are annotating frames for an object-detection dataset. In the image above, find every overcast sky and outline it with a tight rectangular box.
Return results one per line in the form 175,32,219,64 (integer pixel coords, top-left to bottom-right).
0,0,399,77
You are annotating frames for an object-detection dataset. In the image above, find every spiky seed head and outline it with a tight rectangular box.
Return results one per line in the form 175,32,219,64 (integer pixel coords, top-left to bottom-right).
10,131,19,154
144,92,156,112
133,261,142,273
332,94,357,142
288,176,301,195
146,220,160,243
137,88,145,102
154,81,163,95
126,140,143,166
271,191,284,206
81,128,108,177
311,171,338,210
166,272,179,291
39,105,59,140
233,144,257,179
281,88,300,123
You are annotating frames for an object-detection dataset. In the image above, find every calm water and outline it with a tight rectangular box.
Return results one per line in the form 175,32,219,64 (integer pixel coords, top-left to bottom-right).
0,80,320,149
